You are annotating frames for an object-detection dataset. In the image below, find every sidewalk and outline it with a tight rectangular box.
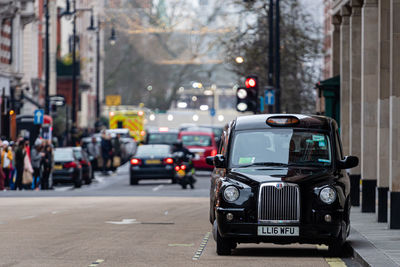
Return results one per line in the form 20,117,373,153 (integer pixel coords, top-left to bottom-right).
348,207,400,266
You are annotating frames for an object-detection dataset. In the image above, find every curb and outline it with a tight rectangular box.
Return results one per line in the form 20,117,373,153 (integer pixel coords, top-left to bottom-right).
346,227,398,267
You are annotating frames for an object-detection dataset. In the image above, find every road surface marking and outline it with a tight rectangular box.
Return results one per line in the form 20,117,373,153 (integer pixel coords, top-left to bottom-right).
192,232,211,261
325,257,347,267
20,215,36,220
152,185,164,192
105,219,140,225
317,245,347,267
141,222,174,225
168,243,194,247
88,259,104,267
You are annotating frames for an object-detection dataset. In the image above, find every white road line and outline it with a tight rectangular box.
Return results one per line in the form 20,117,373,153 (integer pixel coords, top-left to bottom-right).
105,219,140,225
20,215,36,220
152,185,164,192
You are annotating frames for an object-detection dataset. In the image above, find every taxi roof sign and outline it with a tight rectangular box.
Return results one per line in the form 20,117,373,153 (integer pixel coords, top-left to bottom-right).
266,116,299,126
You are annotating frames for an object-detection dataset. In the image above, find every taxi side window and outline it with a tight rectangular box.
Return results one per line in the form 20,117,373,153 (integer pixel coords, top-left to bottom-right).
335,130,343,160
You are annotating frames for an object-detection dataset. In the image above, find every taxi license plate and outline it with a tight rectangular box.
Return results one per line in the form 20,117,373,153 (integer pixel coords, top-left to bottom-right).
258,226,299,236
145,159,161,165
54,165,63,170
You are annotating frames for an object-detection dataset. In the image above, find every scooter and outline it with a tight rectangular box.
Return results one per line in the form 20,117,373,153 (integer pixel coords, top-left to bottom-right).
173,152,196,189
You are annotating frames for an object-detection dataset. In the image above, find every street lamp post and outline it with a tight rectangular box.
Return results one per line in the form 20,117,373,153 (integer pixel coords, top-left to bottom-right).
71,0,77,125
87,14,116,121
95,19,100,119
44,0,50,115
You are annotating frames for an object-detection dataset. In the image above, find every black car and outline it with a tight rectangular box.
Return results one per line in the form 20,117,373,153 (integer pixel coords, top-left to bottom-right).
73,147,92,184
145,128,179,145
206,114,358,256
130,144,175,185
53,148,83,188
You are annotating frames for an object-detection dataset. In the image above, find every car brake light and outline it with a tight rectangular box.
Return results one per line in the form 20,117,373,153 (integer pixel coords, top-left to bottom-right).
211,149,217,156
63,162,77,168
131,158,141,165
175,166,180,171
164,158,174,164
180,165,186,170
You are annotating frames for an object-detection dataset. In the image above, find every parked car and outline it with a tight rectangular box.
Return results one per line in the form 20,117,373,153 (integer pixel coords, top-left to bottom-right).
207,114,359,256
53,147,83,188
73,147,92,184
178,131,217,171
130,144,175,185
145,127,179,145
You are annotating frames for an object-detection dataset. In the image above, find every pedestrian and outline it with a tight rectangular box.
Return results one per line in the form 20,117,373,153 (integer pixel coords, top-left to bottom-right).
15,140,25,190
112,134,122,172
0,139,5,191
22,149,33,189
1,141,12,189
87,137,100,177
101,131,112,175
41,144,52,190
9,141,16,190
31,139,44,190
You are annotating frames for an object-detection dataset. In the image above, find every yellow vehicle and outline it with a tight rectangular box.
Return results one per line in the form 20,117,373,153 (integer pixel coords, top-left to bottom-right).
109,110,145,141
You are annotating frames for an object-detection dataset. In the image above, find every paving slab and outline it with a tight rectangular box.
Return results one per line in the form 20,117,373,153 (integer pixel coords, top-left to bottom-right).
349,207,400,266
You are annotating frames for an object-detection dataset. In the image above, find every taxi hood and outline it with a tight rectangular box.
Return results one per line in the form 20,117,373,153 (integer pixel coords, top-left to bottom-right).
227,167,334,185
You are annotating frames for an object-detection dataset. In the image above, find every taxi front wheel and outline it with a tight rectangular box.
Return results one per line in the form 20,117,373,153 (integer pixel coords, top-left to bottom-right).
214,221,234,255
216,229,232,255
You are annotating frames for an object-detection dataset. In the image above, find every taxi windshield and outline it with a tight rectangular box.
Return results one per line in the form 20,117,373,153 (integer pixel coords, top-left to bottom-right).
230,129,332,168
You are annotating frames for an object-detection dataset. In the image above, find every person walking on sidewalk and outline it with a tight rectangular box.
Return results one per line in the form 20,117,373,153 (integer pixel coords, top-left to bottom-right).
87,137,100,177
1,141,13,189
14,140,25,190
101,131,112,175
31,139,44,190
112,134,122,172
41,144,53,190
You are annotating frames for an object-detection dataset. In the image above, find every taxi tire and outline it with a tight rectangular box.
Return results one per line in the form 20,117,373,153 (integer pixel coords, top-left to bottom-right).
328,241,343,257
216,229,232,255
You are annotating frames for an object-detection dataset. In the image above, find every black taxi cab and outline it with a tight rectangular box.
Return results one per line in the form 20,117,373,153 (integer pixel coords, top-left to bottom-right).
206,114,358,256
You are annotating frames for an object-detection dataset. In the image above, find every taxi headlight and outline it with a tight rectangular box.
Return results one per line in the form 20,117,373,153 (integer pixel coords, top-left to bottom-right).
223,186,240,202
319,187,337,204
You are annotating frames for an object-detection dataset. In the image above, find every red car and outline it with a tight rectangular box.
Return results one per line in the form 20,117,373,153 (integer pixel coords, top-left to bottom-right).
178,131,218,170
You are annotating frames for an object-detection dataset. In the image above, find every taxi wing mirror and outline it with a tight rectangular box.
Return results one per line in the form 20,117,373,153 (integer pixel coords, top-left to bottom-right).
206,156,214,166
338,156,359,169
214,154,226,168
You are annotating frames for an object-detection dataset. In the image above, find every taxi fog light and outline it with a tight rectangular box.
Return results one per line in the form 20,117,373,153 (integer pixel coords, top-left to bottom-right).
319,187,337,204
324,214,332,223
226,213,234,221
223,186,240,202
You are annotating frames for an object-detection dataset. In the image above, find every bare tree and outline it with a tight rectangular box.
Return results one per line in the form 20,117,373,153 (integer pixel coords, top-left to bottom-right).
104,0,236,110
222,0,322,113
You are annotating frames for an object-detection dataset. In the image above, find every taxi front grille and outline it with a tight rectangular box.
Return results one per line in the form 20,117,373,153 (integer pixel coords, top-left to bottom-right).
258,183,300,223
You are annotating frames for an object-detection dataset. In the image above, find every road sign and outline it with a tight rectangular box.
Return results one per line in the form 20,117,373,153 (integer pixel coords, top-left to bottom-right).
34,109,44,125
210,108,216,117
265,89,275,105
106,95,121,106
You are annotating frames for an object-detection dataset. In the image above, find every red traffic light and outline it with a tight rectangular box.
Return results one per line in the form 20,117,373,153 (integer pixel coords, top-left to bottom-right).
245,78,257,88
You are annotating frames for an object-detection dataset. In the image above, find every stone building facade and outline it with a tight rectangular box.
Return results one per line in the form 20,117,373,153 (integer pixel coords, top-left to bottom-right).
325,0,400,228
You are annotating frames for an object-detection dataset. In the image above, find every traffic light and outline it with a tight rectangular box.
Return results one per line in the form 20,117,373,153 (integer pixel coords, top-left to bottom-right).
236,75,259,113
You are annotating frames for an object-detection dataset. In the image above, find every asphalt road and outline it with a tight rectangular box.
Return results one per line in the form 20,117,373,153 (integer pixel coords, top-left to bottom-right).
0,164,362,266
